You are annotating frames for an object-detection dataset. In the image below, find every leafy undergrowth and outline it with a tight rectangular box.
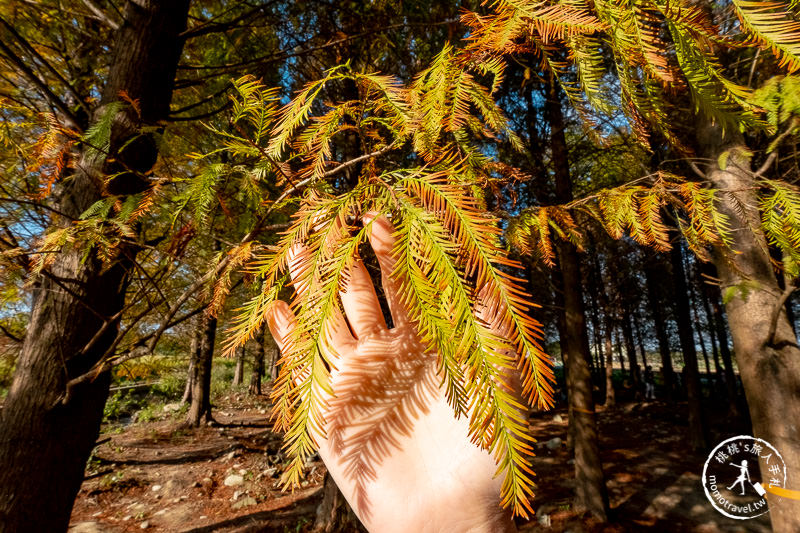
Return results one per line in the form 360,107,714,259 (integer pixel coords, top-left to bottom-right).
70,395,769,533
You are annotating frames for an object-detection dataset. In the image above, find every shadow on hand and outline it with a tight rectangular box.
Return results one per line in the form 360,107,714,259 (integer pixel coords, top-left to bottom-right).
324,328,439,521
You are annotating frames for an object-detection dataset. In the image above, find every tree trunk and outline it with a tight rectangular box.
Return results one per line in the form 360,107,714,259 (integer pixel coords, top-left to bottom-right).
232,346,245,386
182,327,201,404
693,309,712,375
669,240,709,450
644,258,676,400
604,321,616,407
593,309,605,380
620,315,641,393
687,268,712,374
698,282,723,379
186,312,217,427
547,78,608,520
590,249,615,407
615,329,626,374
249,328,266,395
268,343,279,383
699,261,741,417
0,3,190,531
632,317,648,374
313,473,367,532
697,126,800,532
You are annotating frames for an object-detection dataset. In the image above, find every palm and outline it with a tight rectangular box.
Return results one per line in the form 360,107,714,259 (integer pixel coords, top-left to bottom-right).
267,215,516,533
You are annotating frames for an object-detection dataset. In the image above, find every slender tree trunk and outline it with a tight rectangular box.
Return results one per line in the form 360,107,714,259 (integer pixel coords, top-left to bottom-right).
670,240,709,450
232,346,245,386
644,258,676,400
632,317,648,373
615,329,626,374
604,322,616,408
186,312,216,427
268,342,279,383
182,327,201,404
249,328,266,395
693,309,712,375
620,316,641,393
0,3,190,531
594,314,605,381
697,126,800,532
698,283,723,378
688,266,712,374
701,264,741,417
313,473,367,532
590,249,615,406
546,78,608,520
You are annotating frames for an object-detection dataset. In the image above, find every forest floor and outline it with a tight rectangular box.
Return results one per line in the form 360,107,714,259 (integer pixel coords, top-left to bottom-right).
69,394,771,533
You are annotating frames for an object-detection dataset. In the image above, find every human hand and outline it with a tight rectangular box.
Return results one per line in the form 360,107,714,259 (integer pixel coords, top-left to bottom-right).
266,215,519,533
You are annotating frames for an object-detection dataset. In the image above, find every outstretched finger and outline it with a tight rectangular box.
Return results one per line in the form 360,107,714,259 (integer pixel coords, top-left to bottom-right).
265,300,297,355
340,257,387,339
365,213,410,329
287,244,356,355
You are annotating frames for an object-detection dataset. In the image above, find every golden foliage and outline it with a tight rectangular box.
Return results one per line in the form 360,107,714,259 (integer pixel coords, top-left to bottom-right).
217,67,553,516
27,113,79,198
461,0,799,141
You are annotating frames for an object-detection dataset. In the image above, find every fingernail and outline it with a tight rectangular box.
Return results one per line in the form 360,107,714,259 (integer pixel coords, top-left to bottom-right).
362,211,379,225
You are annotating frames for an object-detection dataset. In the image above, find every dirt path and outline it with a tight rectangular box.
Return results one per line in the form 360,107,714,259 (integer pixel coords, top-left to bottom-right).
70,398,772,532
520,403,770,532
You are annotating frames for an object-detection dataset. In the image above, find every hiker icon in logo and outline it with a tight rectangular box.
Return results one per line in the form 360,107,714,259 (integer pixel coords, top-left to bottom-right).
702,435,787,520
727,460,751,496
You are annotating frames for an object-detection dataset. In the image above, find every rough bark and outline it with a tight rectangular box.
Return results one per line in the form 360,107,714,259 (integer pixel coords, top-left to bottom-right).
547,79,608,520
0,3,190,531
698,125,800,533
670,240,709,450
186,312,216,427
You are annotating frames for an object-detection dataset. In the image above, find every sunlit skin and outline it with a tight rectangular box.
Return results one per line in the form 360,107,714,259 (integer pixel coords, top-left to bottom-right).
266,215,518,533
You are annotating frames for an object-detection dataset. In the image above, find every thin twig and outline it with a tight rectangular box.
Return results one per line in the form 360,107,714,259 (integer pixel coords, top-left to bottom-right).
754,117,800,179
61,306,205,405
0,16,91,117
688,160,706,179
747,49,761,89
0,40,82,130
60,146,396,403
0,323,23,343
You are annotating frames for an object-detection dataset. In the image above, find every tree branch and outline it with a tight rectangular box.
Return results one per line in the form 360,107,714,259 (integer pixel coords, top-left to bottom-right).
0,323,23,343
764,281,796,348
179,4,273,39
754,117,800,179
60,305,206,405
80,0,120,30
60,145,396,404
0,16,90,118
0,40,82,130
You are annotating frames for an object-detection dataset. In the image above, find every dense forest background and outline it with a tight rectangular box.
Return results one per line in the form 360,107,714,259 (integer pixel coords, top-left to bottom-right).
1,0,799,531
